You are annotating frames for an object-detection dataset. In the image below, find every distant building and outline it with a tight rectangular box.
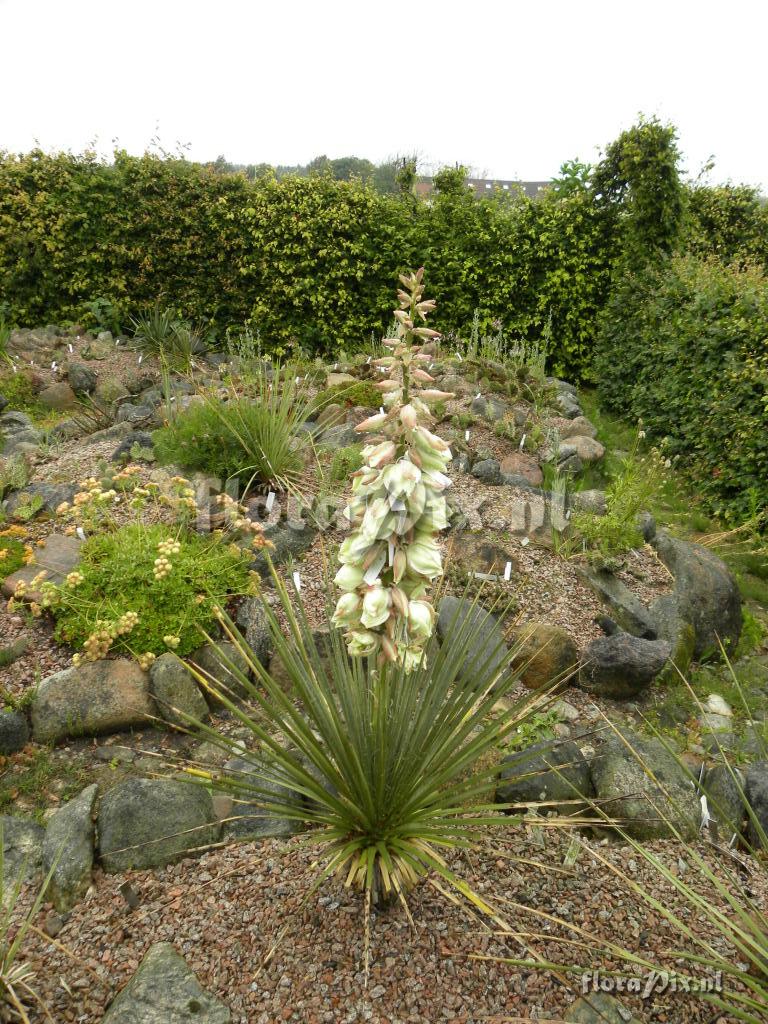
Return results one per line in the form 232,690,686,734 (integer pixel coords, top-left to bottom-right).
414,177,551,199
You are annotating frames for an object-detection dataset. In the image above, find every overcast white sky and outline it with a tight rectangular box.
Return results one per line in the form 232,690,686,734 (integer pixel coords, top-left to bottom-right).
2,0,766,190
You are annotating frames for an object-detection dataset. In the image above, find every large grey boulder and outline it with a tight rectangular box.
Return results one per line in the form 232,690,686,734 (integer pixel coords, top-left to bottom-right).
0,710,29,755
67,362,98,394
4,482,77,520
471,458,502,485
219,756,304,841
1,816,44,892
42,784,97,912
2,532,82,601
745,762,768,851
235,597,272,667
703,764,746,840
496,739,593,815
578,632,671,699
150,653,209,728
436,596,509,688
576,566,657,639
98,778,220,872
250,519,317,576
652,529,742,658
31,659,154,744
590,732,700,840
189,642,251,706
102,942,231,1023
566,992,641,1023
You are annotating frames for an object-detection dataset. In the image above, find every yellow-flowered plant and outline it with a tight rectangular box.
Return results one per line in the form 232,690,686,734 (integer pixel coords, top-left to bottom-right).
332,269,454,669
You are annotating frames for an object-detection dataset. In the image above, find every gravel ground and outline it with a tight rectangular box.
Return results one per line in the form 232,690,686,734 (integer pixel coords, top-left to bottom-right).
23,828,761,1023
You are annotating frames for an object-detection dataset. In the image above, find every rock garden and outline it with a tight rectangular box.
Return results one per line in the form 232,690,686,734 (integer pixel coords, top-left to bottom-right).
1,270,767,1024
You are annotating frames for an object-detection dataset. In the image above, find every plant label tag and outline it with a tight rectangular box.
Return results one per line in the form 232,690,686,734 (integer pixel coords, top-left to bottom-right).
504,561,512,581
520,537,529,547
293,571,301,592
465,430,470,442
68,343,74,353
265,492,276,512
519,433,526,451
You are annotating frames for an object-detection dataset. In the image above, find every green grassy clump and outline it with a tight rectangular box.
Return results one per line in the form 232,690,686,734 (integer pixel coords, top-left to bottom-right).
48,522,252,659
0,746,91,823
315,380,381,411
154,369,314,490
327,444,362,484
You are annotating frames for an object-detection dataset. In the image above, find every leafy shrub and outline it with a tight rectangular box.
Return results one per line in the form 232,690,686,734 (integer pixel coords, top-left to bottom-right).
595,254,768,523
154,369,316,490
0,148,616,377
45,522,251,661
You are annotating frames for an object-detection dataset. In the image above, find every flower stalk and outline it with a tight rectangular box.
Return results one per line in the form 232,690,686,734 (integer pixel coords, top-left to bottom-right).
332,269,453,669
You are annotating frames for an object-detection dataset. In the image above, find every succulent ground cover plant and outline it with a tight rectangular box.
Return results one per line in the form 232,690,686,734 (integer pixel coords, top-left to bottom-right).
332,269,455,668
27,467,257,665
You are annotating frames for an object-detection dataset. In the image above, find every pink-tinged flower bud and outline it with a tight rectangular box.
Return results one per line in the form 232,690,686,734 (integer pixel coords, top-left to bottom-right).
393,310,413,328
393,548,407,583
400,404,418,429
411,369,435,383
413,353,432,363
416,426,451,452
372,357,397,367
412,327,441,339
397,289,410,305
420,389,455,402
382,338,399,348
390,585,409,617
375,379,401,392
355,412,389,432
380,634,398,662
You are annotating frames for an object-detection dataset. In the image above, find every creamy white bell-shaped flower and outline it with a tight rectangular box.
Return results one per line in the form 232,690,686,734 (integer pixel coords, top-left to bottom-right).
334,563,365,591
407,599,434,641
338,532,374,566
406,536,442,579
380,459,421,501
360,497,391,543
347,630,380,657
332,592,362,626
360,585,391,628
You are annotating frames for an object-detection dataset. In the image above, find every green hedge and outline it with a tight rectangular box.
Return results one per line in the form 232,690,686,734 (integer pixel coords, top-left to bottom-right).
595,254,768,522
0,151,612,377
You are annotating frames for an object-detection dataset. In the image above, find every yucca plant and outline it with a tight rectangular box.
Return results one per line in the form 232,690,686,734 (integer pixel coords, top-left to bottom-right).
179,563,562,929
0,828,58,1022
154,365,317,492
131,301,207,365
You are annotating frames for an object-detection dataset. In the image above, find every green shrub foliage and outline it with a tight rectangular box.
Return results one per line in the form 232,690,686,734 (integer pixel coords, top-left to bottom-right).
0,150,613,377
595,254,768,522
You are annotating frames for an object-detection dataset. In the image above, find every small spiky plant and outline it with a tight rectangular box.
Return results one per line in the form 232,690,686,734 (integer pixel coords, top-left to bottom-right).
332,268,454,669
